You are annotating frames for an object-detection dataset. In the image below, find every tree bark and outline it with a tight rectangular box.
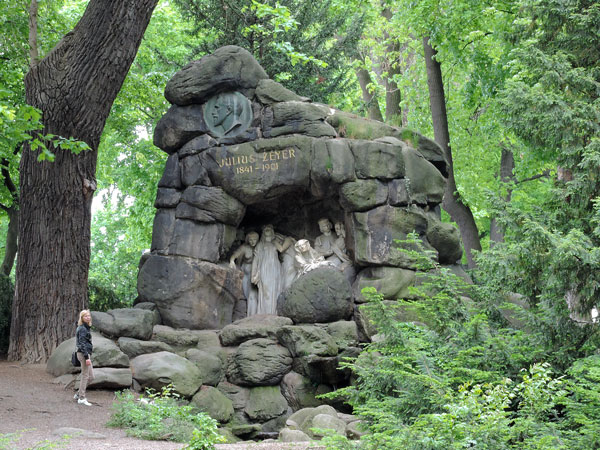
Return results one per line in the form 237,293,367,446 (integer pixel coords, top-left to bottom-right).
489,146,515,247
356,65,384,122
9,0,158,363
423,36,482,269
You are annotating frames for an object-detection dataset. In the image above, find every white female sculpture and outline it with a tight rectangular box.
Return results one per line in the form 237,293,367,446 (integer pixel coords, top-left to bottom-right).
251,224,285,315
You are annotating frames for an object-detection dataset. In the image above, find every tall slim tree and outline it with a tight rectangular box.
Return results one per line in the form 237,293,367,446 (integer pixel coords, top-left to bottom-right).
0,0,40,277
423,37,481,268
380,6,403,126
9,0,158,362
356,61,384,121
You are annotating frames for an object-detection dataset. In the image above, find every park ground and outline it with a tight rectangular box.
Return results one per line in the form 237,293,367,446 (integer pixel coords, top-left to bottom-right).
0,360,322,450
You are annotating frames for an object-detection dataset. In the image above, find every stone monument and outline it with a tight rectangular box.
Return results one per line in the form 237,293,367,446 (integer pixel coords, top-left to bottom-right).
48,46,465,442
137,45,461,330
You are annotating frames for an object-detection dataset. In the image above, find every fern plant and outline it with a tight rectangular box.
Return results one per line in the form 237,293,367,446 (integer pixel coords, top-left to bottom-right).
321,234,597,449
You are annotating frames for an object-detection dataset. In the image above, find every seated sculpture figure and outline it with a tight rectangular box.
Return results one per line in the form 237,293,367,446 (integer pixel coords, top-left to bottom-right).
294,239,333,277
314,218,338,261
315,217,352,267
229,231,260,316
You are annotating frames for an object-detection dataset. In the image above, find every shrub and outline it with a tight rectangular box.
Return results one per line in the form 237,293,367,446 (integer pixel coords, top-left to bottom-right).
108,385,226,448
322,234,600,449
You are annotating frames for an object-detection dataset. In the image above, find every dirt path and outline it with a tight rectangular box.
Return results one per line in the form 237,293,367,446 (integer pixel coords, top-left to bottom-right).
0,361,322,450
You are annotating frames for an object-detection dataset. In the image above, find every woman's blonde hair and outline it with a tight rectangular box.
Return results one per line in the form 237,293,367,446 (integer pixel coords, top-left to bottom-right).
77,309,92,326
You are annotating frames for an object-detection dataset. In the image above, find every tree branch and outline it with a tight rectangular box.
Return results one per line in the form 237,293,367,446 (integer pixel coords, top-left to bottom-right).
1,158,18,195
517,169,551,184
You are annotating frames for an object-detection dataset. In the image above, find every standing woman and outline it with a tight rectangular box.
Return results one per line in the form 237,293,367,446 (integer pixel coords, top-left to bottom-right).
251,224,284,315
75,309,94,406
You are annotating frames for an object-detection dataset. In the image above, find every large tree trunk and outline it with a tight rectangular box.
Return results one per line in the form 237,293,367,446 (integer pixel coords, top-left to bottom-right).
384,69,402,125
423,37,482,269
9,0,158,363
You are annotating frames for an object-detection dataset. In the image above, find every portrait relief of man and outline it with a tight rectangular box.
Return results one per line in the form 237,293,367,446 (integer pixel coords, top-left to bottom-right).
204,91,252,138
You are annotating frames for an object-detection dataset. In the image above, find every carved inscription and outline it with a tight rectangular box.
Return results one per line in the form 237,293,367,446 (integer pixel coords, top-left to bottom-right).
217,148,297,174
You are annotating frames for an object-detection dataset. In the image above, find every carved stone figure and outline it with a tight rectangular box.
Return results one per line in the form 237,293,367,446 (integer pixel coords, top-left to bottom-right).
251,224,285,315
229,231,260,316
204,91,252,138
276,233,297,291
332,222,351,269
314,218,341,265
294,239,333,276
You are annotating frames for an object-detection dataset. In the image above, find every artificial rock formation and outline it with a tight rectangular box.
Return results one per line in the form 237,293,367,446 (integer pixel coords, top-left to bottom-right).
48,46,465,443
138,45,462,331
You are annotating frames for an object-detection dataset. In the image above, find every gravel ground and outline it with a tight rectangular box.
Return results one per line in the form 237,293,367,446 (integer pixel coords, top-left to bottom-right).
0,360,323,450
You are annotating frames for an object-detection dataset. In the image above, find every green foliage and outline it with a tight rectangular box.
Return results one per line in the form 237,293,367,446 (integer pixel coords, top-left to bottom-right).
241,1,327,68
561,355,600,449
186,422,227,450
476,204,600,369
88,278,130,312
172,0,364,101
88,1,198,305
89,195,154,310
479,0,600,265
318,429,361,449
499,1,600,232
352,0,559,247
0,0,90,163
346,363,572,450
323,235,600,449
108,384,225,447
0,275,13,355
0,432,19,449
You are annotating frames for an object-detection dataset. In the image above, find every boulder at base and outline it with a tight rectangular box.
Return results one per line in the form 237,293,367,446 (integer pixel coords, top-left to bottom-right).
137,255,243,329
130,351,203,397
219,315,293,346
191,386,234,423
278,268,352,324
91,308,155,340
226,338,292,386
46,333,129,377
75,368,132,390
